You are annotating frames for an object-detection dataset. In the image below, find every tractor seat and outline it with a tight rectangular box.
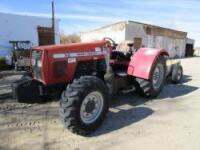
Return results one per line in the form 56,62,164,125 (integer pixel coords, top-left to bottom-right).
111,51,127,61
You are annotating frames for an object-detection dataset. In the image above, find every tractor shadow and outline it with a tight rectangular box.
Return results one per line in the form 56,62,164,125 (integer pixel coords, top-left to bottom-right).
91,75,198,136
91,94,153,136
181,75,193,83
166,75,192,84
159,75,198,99
158,84,198,99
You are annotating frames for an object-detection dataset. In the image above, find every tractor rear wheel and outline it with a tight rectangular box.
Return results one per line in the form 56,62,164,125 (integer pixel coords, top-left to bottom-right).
171,65,183,83
59,76,109,135
135,56,166,98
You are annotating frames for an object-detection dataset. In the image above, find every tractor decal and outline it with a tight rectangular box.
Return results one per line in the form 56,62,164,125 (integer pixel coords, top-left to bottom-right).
53,50,105,59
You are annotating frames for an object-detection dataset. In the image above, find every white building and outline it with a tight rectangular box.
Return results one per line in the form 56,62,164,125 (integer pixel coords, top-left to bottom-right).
0,12,60,61
81,21,194,58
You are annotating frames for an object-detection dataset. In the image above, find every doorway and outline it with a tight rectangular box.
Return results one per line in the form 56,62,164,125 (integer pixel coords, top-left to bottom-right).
134,37,142,49
185,44,194,57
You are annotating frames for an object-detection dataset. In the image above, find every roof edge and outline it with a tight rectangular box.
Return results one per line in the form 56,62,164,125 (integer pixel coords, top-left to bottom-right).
0,11,60,21
81,20,187,35
80,21,127,34
127,20,187,35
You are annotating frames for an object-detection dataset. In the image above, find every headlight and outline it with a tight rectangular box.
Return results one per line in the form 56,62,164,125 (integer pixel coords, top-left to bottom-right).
37,60,42,67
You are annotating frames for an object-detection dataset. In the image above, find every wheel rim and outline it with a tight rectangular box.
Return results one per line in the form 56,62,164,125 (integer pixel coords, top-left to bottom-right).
177,68,182,81
152,63,164,90
80,91,104,124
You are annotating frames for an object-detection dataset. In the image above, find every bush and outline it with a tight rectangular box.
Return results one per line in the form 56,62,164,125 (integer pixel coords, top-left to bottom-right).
0,57,9,70
60,33,80,44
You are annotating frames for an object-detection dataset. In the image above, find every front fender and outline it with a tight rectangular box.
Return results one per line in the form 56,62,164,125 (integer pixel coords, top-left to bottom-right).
127,48,168,80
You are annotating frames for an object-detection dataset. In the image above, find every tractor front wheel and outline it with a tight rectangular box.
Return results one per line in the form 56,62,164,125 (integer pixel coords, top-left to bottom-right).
59,76,109,135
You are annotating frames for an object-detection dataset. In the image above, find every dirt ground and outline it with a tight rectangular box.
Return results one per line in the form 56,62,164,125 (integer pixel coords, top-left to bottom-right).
0,57,200,150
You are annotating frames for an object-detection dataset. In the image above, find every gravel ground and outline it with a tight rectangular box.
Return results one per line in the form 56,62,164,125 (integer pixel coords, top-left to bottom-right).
0,57,200,150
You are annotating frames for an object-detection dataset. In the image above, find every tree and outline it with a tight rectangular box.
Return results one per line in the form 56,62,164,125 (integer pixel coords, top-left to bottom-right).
60,32,81,44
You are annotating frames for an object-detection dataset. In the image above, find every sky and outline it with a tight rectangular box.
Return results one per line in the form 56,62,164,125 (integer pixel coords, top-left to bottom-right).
0,0,200,47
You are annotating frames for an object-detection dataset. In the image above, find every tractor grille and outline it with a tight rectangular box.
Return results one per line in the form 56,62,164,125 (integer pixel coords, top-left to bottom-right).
53,61,67,78
31,50,42,80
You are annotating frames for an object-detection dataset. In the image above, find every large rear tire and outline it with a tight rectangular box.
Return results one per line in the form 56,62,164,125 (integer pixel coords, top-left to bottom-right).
134,56,166,98
59,76,109,135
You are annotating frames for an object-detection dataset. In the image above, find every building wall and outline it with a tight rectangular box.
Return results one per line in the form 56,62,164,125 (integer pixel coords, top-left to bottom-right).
125,22,187,58
186,38,195,45
80,22,126,48
0,12,60,60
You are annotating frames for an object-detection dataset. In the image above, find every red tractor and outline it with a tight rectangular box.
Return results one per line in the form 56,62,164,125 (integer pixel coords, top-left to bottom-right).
12,38,183,135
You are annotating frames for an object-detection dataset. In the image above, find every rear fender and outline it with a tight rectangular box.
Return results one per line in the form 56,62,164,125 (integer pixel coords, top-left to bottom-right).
127,48,168,80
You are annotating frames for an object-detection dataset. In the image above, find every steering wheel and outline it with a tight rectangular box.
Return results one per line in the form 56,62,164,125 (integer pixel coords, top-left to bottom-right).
103,37,118,49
